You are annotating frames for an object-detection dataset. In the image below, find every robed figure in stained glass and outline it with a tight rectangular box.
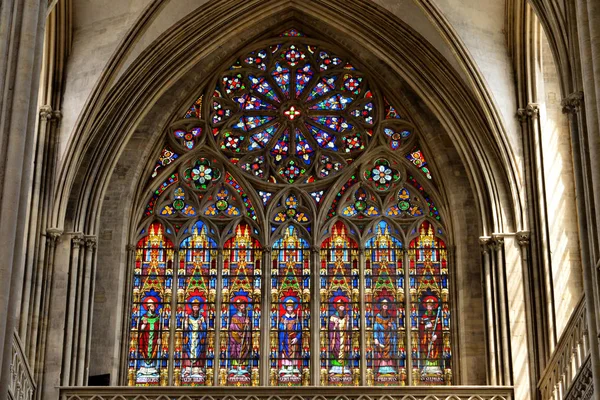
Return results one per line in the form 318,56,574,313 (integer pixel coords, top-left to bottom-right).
184,300,207,377
419,295,443,381
228,298,251,375
373,298,397,375
328,298,351,374
278,298,302,374
138,299,161,377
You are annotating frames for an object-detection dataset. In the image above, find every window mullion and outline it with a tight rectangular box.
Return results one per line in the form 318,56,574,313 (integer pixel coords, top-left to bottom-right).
404,247,413,386
359,246,366,386
168,245,179,386
312,246,321,385
213,247,224,386
261,248,272,386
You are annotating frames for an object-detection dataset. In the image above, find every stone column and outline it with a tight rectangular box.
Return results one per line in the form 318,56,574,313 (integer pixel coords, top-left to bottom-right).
61,234,84,386
0,0,48,396
490,236,511,386
479,236,498,385
562,87,600,400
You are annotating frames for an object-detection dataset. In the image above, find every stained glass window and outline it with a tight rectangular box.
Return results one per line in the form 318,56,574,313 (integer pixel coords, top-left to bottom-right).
130,28,452,388
175,221,217,386
128,223,174,386
220,223,262,386
320,222,360,386
409,221,451,385
270,226,311,386
365,221,406,386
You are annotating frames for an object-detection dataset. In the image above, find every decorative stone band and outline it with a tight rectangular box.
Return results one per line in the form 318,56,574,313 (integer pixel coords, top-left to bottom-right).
9,332,35,400
58,386,514,400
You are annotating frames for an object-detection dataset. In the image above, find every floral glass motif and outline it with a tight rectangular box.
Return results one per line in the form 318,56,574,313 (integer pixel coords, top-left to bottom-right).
364,159,400,191
203,187,241,217
406,148,432,180
341,186,380,218
384,127,411,150
386,188,424,218
175,221,217,386
320,222,360,386
184,159,220,190
174,127,202,150
365,221,406,386
159,187,197,217
128,223,174,386
270,226,311,386
274,194,309,224
151,147,179,180
220,224,262,386
209,34,375,184
408,222,450,385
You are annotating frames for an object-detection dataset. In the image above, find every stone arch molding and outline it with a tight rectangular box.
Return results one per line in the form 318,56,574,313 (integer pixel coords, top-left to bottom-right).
54,0,520,236
45,0,524,392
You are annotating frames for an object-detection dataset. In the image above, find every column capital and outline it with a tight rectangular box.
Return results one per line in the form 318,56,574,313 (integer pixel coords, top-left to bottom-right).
490,236,505,251
479,236,492,254
516,231,530,247
46,228,63,245
561,91,584,114
39,105,62,121
125,244,136,252
516,103,539,122
71,234,85,249
84,235,97,250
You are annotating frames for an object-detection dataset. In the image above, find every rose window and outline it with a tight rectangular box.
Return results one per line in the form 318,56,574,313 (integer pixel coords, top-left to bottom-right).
209,36,376,184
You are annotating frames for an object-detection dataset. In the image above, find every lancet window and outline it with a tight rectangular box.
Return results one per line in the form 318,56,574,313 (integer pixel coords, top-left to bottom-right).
128,28,451,387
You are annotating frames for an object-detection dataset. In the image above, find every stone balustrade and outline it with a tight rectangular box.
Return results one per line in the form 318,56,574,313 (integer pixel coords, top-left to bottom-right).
8,331,35,400
59,386,513,400
538,296,589,400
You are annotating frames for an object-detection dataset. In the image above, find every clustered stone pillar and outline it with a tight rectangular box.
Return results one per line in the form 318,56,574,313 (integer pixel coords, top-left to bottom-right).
479,236,512,386
0,0,48,397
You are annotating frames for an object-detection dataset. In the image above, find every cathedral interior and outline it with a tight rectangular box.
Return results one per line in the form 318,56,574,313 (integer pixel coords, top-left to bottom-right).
1,1,600,400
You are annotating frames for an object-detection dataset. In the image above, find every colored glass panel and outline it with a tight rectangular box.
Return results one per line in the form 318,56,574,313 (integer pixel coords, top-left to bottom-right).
128,223,174,386
175,222,217,386
406,148,432,180
270,226,311,386
319,222,360,386
185,95,203,119
408,222,451,385
220,224,262,386
365,221,406,385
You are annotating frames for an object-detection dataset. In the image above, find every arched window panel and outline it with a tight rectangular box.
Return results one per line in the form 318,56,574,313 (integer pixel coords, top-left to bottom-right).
174,220,218,386
364,220,406,386
319,221,360,386
128,222,174,386
408,220,451,385
220,223,262,386
269,225,311,386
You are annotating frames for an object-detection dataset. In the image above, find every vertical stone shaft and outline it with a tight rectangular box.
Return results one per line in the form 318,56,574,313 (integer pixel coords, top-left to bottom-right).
0,0,47,396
